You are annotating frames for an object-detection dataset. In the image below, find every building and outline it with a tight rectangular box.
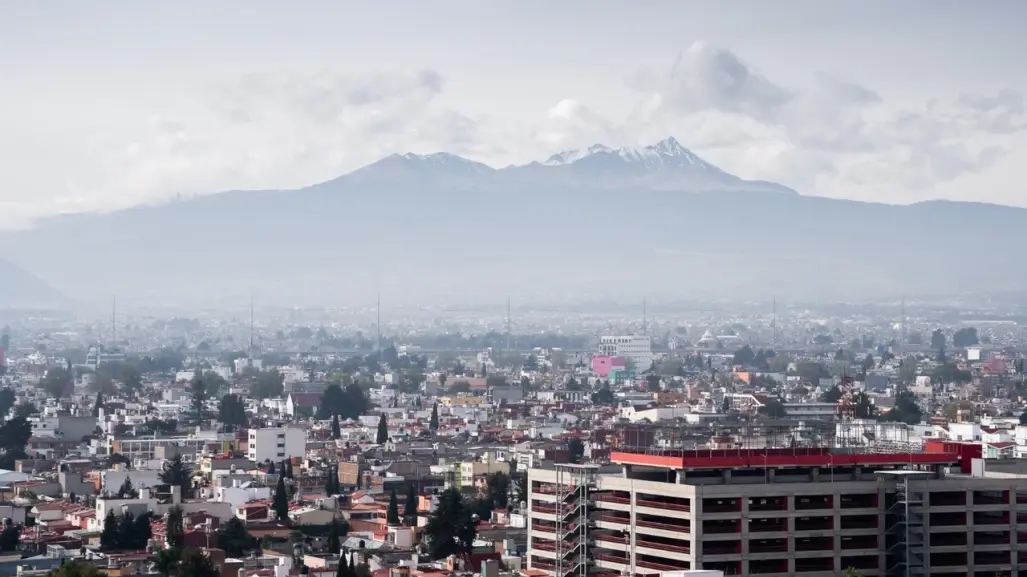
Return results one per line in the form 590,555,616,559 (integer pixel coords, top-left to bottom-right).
597,336,653,369
528,440,1025,577
85,347,125,369
247,427,305,463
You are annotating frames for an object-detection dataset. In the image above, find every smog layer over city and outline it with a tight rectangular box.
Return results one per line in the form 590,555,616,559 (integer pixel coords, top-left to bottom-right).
2,3,1027,577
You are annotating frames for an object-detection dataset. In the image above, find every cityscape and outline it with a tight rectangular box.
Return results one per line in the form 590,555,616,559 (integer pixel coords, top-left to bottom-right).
3,3,1027,577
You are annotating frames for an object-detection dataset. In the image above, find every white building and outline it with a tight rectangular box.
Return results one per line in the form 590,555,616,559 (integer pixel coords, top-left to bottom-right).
247,427,305,463
85,347,125,370
597,335,653,368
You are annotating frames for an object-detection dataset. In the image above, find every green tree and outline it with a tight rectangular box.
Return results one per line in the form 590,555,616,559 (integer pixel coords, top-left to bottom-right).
326,519,341,554
843,568,864,577
154,548,181,577
930,328,946,350
567,438,585,464
952,327,979,348
47,561,102,577
0,389,13,420
429,403,439,432
100,510,118,550
644,374,661,392
133,512,153,549
0,416,32,469
217,394,248,430
404,486,418,521
387,489,400,525
591,382,615,405
117,511,137,550
732,345,756,366
448,380,472,394
176,548,219,577
376,413,389,444
273,475,289,521
0,525,20,551
117,475,137,498
159,454,193,498
165,506,185,549
1020,411,1027,426
331,414,341,439
423,487,476,560
252,369,285,399
190,377,207,419
485,471,510,509
758,399,788,418
40,367,72,400
216,517,258,557
325,465,339,495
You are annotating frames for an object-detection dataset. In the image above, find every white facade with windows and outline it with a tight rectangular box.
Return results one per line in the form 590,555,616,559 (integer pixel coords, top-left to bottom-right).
598,334,653,368
247,427,305,463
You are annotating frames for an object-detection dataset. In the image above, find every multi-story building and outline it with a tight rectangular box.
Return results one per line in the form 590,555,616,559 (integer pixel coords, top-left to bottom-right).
247,426,305,463
597,335,653,369
528,441,1026,577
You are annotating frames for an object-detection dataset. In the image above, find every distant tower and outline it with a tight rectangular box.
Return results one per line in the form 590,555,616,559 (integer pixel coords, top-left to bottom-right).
505,296,512,350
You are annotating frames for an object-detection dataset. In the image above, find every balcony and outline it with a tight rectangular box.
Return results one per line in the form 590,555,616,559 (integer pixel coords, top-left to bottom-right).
930,491,967,507
974,530,1011,546
973,490,1009,506
749,497,788,513
703,498,741,514
749,518,788,534
840,535,878,551
748,539,787,554
795,558,834,573
840,515,878,530
973,511,1009,526
635,517,690,534
749,560,788,575
931,533,967,548
795,495,832,511
839,494,876,509
702,540,741,556
636,496,691,512
795,537,833,552
703,520,741,535
795,516,833,532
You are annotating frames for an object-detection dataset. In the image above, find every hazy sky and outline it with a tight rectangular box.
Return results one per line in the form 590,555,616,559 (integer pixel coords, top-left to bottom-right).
2,1,1026,228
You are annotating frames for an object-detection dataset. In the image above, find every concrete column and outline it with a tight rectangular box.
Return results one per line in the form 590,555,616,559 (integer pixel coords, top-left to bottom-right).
692,495,703,572
628,489,637,575
966,489,975,574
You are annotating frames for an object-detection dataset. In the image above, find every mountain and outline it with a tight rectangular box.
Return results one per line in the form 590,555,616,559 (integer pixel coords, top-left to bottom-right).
0,258,68,308
0,137,1019,305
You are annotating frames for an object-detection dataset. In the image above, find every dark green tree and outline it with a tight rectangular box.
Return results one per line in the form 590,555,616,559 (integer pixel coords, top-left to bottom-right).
331,414,341,439
216,517,258,557
273,475,289,521
159,454,192,498
429,403,439,432
930,328,946,350
100,510,118,550
567,438,585,464
387,489,400,525
758,399,788,418
0,524,20,551
154,548,181,577
376,413,389,444
404,486,418,521
0,388,14,419
133,512,153,550
176,547,219,577
485,471,510,509
325,465,339,495
326,519,341,554
423,487,476,560
952,327,979,348
165,506,185,549
93,392,105,417
251,370,285,399
48,561,103,577
189,377,207,419
116,475,137,498
217,394,248,430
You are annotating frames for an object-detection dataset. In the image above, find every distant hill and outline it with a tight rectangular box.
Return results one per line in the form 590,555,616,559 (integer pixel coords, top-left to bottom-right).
0,137,1019,305
0,258,67,308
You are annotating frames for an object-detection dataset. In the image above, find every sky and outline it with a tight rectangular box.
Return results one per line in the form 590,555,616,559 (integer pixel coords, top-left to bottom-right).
2,0,1026,229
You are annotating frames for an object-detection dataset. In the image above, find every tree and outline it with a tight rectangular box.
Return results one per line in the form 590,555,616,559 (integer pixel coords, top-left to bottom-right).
326,519,341,554
387,489,400,525
40,367,72,400
732,345,756,366
325,465,339,495
100,510,118,550
47,561,102,577
13,402,36,419
843,568,864,577
251,369,285,399
567,438,585,464
284,459,294,479
423,487,476,560
133,512,153,550
486,471,510,509
404,486,418,521
117,511,137,550
217,394,248,430
190,377,207,419
936,345,948,365
0,416,32,469
165,506,185,549
906,331,923,345
429,403,439,432
273,474,289,521
154,548,181,577
952,327,979,348
92,392,104,417
861,353,875,372
0,388,15,419
176,548,219,577
721,396,731,413
930,329,946,350
1019,411,1027,426
448,380,472,394
758,400,788,419
376,413,389,444
591,382,615,406
331,414,341,439
159,454,193,498
217,517,258,557
117,476,137,498
0,524,20,551
644,374,661,392
515,472,528,505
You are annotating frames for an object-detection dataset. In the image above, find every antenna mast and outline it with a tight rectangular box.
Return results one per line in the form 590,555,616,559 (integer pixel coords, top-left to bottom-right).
249,294,254,356
772,296,777,347
111,296,116,350
506,296,512,350
376,293,381,356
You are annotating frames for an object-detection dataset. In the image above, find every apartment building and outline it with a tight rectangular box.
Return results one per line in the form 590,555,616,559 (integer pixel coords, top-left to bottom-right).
247,426,305,463
597,335,653,369
528,441,1026,577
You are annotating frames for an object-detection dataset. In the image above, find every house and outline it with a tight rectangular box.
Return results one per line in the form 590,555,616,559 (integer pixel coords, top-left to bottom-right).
286,393,324,417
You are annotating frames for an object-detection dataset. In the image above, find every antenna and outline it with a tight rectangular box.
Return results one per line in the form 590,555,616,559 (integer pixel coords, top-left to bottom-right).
772,296,777,347
505,296,512,350
249,294,255,356
111,296,116,350
376,293,381,356
642,296,647,335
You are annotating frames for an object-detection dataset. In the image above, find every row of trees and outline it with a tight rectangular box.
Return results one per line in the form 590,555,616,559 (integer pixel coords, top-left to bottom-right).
100,510,153,550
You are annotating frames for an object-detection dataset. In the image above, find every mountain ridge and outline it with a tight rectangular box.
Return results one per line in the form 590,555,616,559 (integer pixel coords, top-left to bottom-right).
0,136,1021,305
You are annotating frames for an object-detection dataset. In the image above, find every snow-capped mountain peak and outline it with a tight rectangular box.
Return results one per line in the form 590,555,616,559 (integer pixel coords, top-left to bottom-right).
543,137,715,171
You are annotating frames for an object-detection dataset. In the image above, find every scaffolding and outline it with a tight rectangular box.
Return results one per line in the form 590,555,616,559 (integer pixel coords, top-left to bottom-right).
879,471,929,577
553,464,598,577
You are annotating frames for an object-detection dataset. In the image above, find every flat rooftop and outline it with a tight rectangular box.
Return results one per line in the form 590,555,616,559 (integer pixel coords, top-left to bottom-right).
610,447,961,470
